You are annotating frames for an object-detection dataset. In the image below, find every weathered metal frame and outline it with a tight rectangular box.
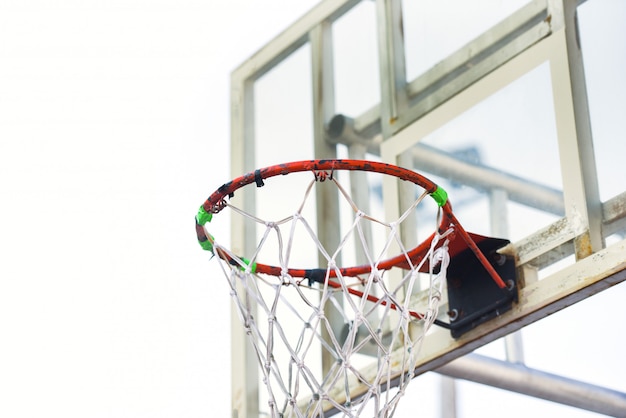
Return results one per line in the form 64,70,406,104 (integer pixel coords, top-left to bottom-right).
229,0,626,416
381,18,600,268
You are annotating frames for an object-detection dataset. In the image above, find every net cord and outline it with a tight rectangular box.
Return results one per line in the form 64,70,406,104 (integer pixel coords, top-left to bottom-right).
207,172,453,417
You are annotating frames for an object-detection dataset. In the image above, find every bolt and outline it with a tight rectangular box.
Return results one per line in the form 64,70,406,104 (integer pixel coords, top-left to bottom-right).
448,309,459,321
493,252,507,266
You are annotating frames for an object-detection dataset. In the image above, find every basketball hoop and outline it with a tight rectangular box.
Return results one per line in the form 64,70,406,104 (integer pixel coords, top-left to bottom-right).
196,160,515,417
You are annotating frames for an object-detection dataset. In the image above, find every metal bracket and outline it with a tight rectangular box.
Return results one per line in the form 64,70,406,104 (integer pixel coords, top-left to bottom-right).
446,236,518,339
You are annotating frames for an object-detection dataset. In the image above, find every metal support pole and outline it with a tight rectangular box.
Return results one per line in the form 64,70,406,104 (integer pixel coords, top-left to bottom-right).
347,143,373,264
440,376,457,418
230,76,259,418
310,22,343,375
327,119,565,216
490,188,525,364
375,0,407,138
437,353,626,416
411,144,564,216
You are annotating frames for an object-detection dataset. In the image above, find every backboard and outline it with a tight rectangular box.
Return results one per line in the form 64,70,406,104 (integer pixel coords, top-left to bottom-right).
227,0,626,416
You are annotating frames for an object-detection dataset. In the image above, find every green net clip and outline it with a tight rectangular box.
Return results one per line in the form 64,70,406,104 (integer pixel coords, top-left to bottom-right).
240,258,257,274
430,186,448,207
196,205,213,226
198,237,214,253
196,205,215,253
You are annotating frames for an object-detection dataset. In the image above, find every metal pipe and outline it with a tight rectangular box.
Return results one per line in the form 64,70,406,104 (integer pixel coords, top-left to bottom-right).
326,114,382,149
326,115,564,216
503,331,525,364
489,188,526,364
436,353,626,416
440,376,457,418
411,143,564,216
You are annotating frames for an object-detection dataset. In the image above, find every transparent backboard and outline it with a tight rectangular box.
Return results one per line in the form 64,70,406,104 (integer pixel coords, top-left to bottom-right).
228,0,626,416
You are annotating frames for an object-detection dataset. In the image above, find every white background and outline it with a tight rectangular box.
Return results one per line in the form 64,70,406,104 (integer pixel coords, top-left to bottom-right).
1,1,625,417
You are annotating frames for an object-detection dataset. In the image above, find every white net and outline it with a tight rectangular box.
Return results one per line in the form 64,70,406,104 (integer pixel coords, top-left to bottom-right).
208,174,453,418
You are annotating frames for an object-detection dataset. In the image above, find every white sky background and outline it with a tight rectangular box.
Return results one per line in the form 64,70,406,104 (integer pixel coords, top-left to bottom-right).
0,1,318,416
1,1,625,418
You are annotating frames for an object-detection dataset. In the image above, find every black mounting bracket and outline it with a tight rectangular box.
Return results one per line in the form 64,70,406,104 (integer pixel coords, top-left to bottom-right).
445,236,518,339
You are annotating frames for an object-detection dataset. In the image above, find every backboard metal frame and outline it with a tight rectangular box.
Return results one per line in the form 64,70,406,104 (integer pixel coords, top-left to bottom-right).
229,0,626,416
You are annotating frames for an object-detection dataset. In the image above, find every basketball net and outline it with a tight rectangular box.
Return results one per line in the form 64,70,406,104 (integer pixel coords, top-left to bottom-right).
197,161,454,417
